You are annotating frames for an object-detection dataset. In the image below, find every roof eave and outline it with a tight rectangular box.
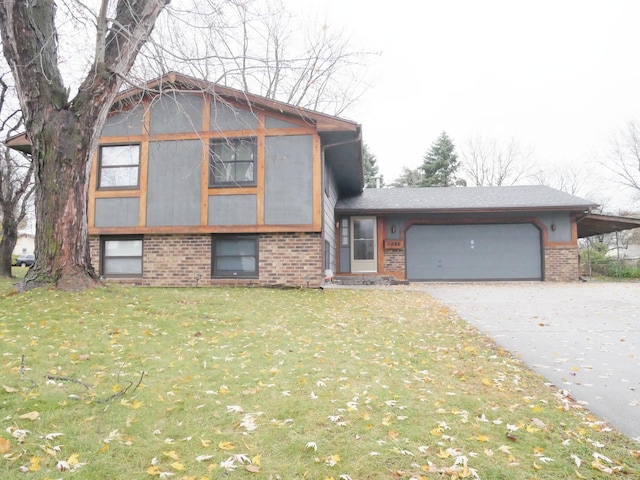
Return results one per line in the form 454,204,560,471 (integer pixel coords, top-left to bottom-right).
335,205,596,215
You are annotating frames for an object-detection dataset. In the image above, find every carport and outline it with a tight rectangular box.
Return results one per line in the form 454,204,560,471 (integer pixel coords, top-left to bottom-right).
577,213,640,237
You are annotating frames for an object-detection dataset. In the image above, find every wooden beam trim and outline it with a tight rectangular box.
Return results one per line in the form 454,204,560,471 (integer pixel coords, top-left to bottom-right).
138,141,149,226
89,224,322,235
312,134,322,231
93,189,142,198
88,151,98,228
98,127,315,146
256,134,265,225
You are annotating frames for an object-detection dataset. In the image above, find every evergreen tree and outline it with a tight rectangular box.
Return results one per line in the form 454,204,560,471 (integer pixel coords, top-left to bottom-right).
363,144,383,188
420,132,466,187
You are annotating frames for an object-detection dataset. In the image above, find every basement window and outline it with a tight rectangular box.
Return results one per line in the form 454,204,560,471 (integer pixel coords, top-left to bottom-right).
212,235,259,278
101,236,143,278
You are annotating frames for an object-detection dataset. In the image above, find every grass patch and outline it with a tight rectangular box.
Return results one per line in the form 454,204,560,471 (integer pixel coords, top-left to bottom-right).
0,283,638,479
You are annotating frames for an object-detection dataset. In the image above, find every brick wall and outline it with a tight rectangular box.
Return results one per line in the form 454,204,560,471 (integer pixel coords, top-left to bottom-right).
544,245,580,281
383,248,405,280
89,232,324,288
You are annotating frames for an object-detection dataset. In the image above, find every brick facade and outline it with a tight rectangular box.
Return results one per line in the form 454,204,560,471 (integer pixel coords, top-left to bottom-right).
383,248,405,280
544,245,580,281
90,232,324,288
375,244,580,282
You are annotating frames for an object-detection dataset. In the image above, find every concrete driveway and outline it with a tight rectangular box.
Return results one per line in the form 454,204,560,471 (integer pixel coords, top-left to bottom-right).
421,282,640,440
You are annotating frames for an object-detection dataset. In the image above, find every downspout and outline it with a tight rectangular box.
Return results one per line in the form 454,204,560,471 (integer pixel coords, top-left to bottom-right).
320,127,363,281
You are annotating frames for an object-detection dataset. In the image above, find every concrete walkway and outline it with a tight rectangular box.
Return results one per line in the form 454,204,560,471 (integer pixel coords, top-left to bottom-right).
421,282,640,440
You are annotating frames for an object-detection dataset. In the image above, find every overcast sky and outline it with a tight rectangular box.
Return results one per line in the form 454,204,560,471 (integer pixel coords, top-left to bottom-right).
288,0,640,210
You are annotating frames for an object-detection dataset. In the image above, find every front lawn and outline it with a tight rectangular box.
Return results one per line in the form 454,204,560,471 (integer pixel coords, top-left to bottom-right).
0,282,637,479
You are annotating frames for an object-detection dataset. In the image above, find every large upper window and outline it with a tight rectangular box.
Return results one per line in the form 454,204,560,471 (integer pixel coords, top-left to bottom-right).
209,138,256,187
99,145,140,189
101,236,143,278
212,235,258,278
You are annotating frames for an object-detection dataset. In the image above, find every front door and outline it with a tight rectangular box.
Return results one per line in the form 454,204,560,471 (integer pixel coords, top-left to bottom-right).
351,216,377,273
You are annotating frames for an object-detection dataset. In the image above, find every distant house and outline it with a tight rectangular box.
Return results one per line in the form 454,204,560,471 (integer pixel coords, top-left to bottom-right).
10,72,635,286
12,232,34,256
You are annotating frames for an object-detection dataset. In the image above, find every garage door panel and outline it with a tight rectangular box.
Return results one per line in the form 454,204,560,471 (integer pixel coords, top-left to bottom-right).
406,224,541,281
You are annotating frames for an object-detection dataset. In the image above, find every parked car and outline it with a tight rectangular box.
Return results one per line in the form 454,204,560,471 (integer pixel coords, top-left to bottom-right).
13,253,35,267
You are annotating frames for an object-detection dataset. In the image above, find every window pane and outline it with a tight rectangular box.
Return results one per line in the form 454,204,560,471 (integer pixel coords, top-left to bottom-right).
101,145,139,166
105,240,142,257
354,239,374,260
213,236,258,277
104,258,142,275
217,239,256,256
216,256,256,272
100,167,139,188
354,219,374,238
209,138,256,186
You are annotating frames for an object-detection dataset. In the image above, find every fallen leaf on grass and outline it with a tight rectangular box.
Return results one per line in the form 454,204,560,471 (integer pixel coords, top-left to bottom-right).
19,411,40,421
147,465,161,475
246,465,260,473
29,456,41,472
196,454,215,462
0,437,10,453
2,385,17,393
163,450,180,460
218,441,235,451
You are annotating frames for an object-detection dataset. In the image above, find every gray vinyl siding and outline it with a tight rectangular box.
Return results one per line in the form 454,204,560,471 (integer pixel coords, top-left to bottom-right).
323,164,339,271
150,93,203,134
208,195,257,225
95,198,139,227
406,223,542,281
102,105,144,136
384,211,572,240
210,100,259,131
538,212,572,242
146,140,202,226
265,116,303,129
264,135,313,225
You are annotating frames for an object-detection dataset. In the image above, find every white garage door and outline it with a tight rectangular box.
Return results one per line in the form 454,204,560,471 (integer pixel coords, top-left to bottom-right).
406,224,542,281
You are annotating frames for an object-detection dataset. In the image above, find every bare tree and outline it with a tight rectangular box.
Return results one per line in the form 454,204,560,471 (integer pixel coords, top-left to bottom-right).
0,76,34,278
0,0,169,290
136,0,373,116
533,162,611,213
460,135,536,186
532,162,594,196
602,120,640,194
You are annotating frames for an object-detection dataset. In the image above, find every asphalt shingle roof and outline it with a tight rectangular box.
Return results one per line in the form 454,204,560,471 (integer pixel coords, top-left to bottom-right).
335,185,597,213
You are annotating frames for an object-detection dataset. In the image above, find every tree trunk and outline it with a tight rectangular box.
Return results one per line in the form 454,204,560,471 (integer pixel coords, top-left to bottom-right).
19,109,101,291
0,0,169,291
0,213,17,277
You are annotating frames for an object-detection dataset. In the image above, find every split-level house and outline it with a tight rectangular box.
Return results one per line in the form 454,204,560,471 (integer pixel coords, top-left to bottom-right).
12,73,634,286
87,73,362,287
